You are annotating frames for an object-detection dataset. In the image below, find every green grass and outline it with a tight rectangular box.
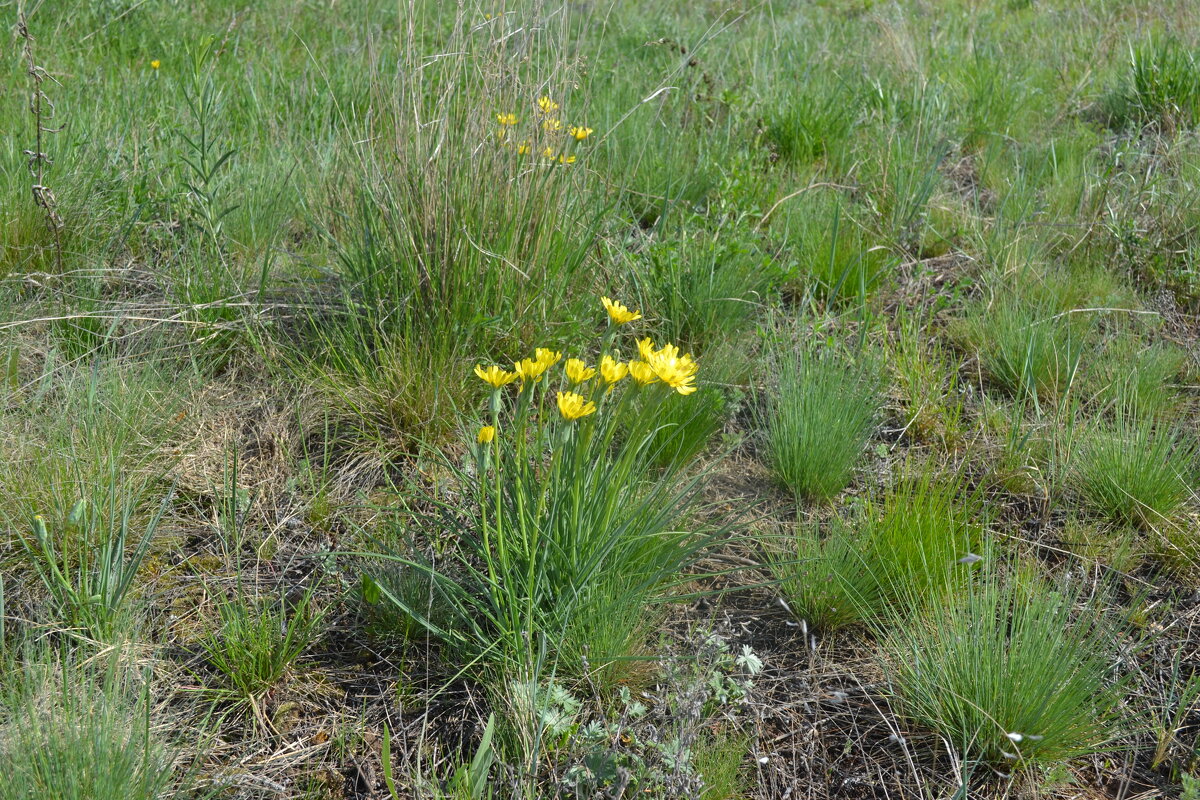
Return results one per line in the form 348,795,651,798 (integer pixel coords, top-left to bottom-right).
884,572,1124,768
1104,37,1200,131
763,346,880,502
956,290,1089,402
4,0,1200,796
198,585,324,702
0,644,193,800
772,471,982,631
1072,412,1196,530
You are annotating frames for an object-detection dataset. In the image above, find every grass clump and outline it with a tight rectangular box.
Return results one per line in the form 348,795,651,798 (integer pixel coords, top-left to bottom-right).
366,298,715,689
774,195,895,306
1105,38,1200,131
1085,337,1189,420
884,573,1123,767
772,472,982,632
1072,412,1196,530
763,347,880,502
956,293,1088,401
198,586,323,702
0,646,189,800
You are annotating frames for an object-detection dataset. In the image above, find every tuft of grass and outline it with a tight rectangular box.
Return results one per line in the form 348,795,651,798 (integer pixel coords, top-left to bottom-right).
627,221,776,350
884,572,1124,767
763,80,857,166
198,586,323,702
1105,38,1200,131
774,194,896,306
0,644,192,800
956,292,1088,401
772,472,982,632
763,348,880,502
770,519,884,633
1072,412,1196,530
1085,337,1189,421
891,312,965,448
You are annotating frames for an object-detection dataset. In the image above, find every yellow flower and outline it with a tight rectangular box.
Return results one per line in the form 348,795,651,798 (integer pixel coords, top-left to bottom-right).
542,146,556,158
496,112,518,125
514,348,562,383
565,358,596,383
646,343,699,395
557,391,596,421
150,59,161,70
628,360,658,385
601,297,643,325
535,348,563,368
475,364,519,388
557,153,576,164
568,125,593,141
477,425,496,444
537,96,559,114
543,117,563,132
600,355,628,385
517,141,531,155
636,336,656,360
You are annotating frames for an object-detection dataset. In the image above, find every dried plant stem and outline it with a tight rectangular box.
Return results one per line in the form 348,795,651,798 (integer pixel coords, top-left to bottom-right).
19,13,65,273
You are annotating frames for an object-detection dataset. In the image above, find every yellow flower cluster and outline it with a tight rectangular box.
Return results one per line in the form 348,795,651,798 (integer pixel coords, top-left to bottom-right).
471,297,698,436
626,337,698,394
493,95,595,165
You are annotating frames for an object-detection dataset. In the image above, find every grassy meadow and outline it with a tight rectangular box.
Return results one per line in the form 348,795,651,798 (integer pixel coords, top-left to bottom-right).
5,0,1200,796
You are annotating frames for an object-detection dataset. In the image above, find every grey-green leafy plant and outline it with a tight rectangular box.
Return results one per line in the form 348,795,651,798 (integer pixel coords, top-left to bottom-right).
179,34,238,249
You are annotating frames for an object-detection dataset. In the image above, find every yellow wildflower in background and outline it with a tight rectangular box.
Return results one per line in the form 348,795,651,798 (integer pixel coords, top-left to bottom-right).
537,96,559,114
600,355,628,385
542,146,556,158
568,126,593,141
636,336,656,360
543,118,563,132
557,391,596,421
517,141,531,155
477,425,496,443
535,348,562,368
150,59,161,70
475,364,519,388
602,297,642,325
496,112,518,125
628,360,657,385
557,153,576,164
646,343,698,395
565,358,596,383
